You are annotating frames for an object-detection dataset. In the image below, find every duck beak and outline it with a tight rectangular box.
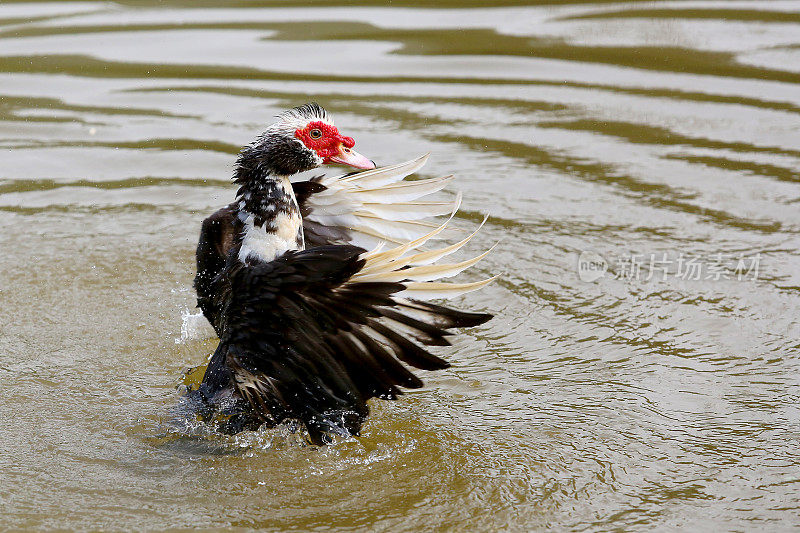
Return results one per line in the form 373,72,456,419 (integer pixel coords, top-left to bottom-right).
329,145,376,170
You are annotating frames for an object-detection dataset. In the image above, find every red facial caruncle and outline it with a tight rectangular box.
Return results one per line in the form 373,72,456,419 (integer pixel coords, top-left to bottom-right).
294,121,375,170
295,121,354,162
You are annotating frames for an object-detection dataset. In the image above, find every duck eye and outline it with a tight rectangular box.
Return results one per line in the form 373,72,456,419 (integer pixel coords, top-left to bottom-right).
309,129,322,139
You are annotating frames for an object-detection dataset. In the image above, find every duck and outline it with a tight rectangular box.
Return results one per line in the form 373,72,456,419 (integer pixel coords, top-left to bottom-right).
187,103,495,444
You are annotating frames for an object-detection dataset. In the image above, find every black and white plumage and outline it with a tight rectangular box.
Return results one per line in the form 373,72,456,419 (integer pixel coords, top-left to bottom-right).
189,104,495,444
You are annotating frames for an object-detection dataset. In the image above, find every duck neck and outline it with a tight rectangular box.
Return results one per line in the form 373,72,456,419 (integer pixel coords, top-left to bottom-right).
234,170,304,264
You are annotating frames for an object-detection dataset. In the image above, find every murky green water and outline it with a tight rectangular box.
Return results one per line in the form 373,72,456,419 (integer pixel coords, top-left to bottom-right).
2,1,800,530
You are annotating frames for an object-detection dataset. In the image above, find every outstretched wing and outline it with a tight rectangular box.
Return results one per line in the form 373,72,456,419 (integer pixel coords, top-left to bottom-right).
220,217,495,444
195,154,460,335
295,154,459,249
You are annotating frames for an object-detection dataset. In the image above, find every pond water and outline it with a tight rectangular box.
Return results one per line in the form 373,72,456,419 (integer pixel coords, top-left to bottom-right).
2,1,800,530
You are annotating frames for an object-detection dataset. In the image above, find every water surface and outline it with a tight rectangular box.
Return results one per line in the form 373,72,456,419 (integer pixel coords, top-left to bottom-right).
2,1,800,530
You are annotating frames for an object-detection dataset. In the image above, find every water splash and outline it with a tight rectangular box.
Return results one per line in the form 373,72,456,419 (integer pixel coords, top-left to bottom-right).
177,308,215,344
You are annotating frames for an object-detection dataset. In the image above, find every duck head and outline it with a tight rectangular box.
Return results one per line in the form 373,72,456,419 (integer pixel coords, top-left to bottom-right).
236,103,375,179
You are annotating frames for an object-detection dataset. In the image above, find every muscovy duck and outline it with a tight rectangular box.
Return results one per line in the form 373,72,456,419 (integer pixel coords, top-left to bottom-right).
188,103,494,444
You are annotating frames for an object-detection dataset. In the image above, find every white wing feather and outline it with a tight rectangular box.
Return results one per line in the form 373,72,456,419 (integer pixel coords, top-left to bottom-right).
302,154,458,247
305,154,497,300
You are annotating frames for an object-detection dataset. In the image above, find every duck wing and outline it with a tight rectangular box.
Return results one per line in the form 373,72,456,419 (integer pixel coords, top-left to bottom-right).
195,155,460,335
295,153,459,249
216,218,494,444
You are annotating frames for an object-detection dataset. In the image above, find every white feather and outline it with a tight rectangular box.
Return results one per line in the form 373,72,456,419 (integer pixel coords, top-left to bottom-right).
336,153,429,187
356,200,459,221
361,215,489,275
361,193,462,268
352,214,440,240
347,176,453,203
353,245,496,283
395,276,500,300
